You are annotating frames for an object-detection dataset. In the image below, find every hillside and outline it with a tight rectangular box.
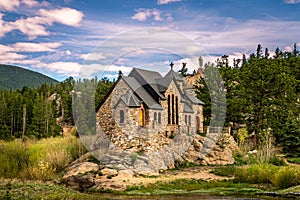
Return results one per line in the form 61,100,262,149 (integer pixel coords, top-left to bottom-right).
0,64,58,90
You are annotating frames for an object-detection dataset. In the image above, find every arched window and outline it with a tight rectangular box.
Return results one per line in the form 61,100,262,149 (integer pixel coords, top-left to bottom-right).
167,94,178,125
188,115,191,126
167,95,171,124
139,108,144,127
158,112,161,124
120,110,124,124
154,112,157,121
175,96,178,125
196,116,200,130
185,115,187,125
172,94,175,124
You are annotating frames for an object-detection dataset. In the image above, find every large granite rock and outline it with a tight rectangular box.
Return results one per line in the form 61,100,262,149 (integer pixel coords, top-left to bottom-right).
63,132,238,190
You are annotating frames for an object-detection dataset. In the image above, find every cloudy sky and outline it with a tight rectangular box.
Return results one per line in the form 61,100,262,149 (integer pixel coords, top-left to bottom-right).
1,0,300,81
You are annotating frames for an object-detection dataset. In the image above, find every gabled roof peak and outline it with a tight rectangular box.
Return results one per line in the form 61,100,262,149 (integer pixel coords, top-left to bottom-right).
164,68,184,81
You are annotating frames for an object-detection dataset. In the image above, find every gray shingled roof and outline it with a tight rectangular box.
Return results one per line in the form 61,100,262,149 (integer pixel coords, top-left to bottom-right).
128,68,165,100
122,76,163,110
183,102,194,113
185,89,205,105
155,76,173,92
164,69,184,81
120,67,203,111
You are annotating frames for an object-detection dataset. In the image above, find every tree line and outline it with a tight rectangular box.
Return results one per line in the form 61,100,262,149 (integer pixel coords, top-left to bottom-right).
0,77,114,140
195,44,300,156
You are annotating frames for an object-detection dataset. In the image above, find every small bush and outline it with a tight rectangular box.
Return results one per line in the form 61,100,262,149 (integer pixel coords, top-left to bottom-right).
197,130,206,137
107,175,112,179
28,161,56,180
269,156,286,166
287,157,300,164
66,137,87,160
234,163,278,184
271,166,300,189
211,166,236,177
45,149,72,171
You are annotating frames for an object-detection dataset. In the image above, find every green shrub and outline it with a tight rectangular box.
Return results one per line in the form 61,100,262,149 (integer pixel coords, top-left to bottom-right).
271,166,300,189
269,156,286,166
287,157,300,164
234,163,278,184
210,166,236,177
197,130,206,137
107,175,112,179
66,137,87,160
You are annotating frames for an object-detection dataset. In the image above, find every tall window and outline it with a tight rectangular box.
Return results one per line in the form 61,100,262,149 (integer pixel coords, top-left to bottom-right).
188,115,191,126
154,112,157,121
175,96,178,125
168,94,178,125
196,116,200,130
158,112,161,124
185,115,187,125
139,108,144,126
119,110,124,124
172,94,175,124
168,95,171,124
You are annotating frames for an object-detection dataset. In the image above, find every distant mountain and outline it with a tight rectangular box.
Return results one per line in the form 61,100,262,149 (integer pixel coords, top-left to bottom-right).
0,64,59,90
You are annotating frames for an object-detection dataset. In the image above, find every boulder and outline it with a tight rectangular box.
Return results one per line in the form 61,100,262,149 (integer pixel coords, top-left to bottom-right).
63,162,99,179
64,173,95,190
100,168,118,177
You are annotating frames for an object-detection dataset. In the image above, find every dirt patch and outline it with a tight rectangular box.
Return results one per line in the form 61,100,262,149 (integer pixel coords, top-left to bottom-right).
94,166,232,191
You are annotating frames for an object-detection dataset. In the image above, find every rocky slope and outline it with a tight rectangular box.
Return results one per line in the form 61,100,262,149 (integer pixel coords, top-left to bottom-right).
63,132,238,190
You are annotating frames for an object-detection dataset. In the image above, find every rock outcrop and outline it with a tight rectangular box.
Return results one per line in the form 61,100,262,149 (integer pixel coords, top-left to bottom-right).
63,132,238,190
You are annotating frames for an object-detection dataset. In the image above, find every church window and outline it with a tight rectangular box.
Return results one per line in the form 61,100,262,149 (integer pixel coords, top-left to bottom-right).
158,112,161,124
119,110,124,124
168,94,179,125
168,95,171,124
172,94,175,124
175,96,178,125
139,108,145,126
196,116,200,130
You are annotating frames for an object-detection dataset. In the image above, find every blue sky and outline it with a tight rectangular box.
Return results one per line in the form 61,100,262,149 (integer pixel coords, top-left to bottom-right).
0,0,300,81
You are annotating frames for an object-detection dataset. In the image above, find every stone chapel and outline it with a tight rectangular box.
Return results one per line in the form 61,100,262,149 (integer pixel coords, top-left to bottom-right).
96,63,204,142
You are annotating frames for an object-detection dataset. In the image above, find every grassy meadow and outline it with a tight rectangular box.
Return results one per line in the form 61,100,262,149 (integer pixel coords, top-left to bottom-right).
0,136,87,180
0,135,299,199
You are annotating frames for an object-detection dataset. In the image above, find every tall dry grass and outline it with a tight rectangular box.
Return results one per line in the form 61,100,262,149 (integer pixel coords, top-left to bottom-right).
0,136,87,180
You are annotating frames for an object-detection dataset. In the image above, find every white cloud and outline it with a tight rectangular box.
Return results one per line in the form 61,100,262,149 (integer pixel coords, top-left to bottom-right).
80,52,107,60
0,42,63,68
0,52,26,61
45,62,132,78
38,8,83,26
11,42,62,52
157,0,181,5
0,0,41,11
0,7,83,39
284,0,300,4
131,9,162,22
65,50,71,55
0,0,20,11
37,61,81,76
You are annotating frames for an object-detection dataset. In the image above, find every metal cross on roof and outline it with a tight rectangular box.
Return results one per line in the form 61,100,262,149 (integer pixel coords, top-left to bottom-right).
170,62,174,70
